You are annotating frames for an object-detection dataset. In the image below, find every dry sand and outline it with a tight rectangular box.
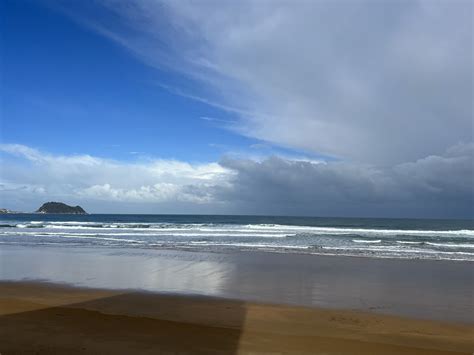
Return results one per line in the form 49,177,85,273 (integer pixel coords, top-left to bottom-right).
0,281,472,354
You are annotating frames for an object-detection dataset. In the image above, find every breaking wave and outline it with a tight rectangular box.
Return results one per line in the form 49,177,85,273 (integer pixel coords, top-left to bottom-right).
0,218,473,261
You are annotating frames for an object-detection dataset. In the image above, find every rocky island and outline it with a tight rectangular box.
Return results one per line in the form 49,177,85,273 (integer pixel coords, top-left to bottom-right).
36,202,87,214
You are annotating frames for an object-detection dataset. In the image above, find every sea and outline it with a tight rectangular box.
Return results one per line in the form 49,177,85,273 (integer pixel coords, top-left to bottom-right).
1,214,473,262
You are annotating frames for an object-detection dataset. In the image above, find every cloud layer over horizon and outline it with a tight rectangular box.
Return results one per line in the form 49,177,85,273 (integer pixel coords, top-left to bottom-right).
1,143,472,218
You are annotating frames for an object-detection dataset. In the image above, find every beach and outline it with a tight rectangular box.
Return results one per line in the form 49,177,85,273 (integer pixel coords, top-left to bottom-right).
3,0,473,352
1,215,473,353
1,281,473,354
1,244,473,354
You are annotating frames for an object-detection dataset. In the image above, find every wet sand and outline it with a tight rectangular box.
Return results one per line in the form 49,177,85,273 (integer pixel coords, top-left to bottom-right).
1,245,473,322
1,245,473,353
1,281,473,354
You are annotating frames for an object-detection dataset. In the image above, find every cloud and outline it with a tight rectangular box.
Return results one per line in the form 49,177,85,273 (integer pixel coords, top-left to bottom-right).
0,144,230,212
1,144,472,217
217,142,473,217
69,0,472,164
395,142,474,201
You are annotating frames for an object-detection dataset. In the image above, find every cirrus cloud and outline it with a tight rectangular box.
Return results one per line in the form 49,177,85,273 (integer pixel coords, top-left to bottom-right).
64,0,473,164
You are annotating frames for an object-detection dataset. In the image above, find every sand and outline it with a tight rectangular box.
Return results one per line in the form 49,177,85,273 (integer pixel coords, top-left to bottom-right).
0,281,472,354
2,246,473,323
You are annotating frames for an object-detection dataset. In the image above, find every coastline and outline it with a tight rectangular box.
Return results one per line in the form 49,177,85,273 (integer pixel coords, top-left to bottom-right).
1,281,473,354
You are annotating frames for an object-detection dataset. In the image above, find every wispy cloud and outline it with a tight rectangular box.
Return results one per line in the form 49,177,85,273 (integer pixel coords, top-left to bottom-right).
68,0,472,164
199,116,234,124
154,82,259,120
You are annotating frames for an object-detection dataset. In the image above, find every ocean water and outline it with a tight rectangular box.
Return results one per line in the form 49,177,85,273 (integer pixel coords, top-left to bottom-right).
0,214,473,261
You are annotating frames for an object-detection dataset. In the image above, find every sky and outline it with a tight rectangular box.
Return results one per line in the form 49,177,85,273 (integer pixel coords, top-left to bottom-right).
0,0,472,218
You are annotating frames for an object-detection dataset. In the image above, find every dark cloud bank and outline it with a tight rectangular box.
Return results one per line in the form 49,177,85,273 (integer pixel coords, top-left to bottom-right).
216,143,473,218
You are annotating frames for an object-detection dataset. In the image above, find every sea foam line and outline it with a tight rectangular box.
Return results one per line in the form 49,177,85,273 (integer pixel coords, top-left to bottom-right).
0,231,290,238
322,246,474,256
10,222,474,236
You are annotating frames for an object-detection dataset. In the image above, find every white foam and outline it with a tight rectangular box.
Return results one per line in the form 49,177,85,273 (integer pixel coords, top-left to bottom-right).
243,224,474,236
50,234,145,244
189,241,309,249
10,221,474,237
2,220,473,261
426,242,474,248
396,241,474,248
323,246,474,256
3,230,289,238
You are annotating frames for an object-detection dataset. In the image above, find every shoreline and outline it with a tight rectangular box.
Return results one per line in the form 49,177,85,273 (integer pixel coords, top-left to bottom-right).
1,280,473,354
4,240,474,262
145,244,474,262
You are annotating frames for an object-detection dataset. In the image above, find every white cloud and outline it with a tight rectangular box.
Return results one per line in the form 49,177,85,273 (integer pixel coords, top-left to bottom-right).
0,144,230,211
78,183,211,203
70,0,473,164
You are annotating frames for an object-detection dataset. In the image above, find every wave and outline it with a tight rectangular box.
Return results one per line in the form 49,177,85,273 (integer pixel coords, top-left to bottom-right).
45,234,146,244
426,242,474,249
244,224,474,236
189,241,310,250
1,218,472,261
396,241,423,245
1,231,290,238
4,222,473,237
322,246,474,256
395,241,474,248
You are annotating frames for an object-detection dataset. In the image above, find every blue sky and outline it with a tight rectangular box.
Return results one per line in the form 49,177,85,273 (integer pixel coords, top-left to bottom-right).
2,0,300,162
0,0,472,217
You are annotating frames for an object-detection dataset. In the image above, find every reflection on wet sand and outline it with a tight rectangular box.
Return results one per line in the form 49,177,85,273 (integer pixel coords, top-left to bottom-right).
1,245,473,323
0,246,233,295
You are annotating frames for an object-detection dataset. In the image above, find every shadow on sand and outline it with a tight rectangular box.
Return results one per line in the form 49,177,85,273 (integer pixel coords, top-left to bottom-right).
0,289,249,354
1,281,472,355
